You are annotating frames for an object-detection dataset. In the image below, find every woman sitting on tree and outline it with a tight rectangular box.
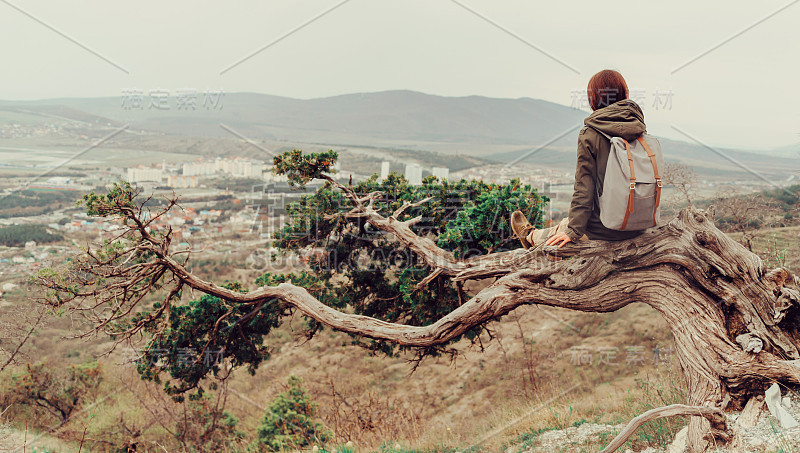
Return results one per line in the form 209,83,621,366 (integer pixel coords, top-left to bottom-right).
511,69,654,249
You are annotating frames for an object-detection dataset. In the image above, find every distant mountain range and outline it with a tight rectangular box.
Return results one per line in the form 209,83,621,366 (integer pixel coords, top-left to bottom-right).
0,91,586,144
1,90,797,179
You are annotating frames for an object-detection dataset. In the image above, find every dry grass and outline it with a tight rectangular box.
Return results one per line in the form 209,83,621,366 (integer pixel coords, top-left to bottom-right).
0,423,81,452
725,225,799,270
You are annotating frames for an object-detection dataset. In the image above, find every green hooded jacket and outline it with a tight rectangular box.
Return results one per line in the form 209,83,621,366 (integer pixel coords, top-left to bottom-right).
565,99,648,241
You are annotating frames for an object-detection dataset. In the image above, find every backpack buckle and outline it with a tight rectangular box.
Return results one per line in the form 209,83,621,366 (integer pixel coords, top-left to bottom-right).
629,182,636,190
656,179,663,188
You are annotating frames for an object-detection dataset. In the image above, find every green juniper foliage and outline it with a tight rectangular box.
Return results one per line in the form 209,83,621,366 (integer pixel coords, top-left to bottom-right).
255,375,331,451
133,283,286,399
79,181,136,216
272,149,338,186
265,150,548,356
45,150,547,401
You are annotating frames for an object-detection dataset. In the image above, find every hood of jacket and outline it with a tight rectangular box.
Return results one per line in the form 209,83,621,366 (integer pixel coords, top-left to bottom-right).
583,99,646,142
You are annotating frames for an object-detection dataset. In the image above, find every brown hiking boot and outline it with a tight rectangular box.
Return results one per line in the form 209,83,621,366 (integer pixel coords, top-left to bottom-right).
510,211,536,249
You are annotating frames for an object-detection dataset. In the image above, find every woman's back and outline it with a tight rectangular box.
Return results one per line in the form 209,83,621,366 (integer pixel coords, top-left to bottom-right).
568,99,649,241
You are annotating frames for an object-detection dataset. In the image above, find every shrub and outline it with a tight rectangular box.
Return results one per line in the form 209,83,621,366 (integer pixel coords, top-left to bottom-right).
255,375,331,451
2,361,102,427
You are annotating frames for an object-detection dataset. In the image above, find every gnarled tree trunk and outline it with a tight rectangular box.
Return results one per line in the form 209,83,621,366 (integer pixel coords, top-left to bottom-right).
172,207,799,451
36,179,800,452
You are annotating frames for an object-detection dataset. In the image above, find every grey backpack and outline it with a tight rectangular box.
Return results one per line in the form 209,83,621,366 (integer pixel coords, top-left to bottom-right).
588,126,664,231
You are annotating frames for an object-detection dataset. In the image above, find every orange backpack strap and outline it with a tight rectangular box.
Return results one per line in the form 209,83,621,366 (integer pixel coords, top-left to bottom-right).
637,136,662,226
620,139,636,230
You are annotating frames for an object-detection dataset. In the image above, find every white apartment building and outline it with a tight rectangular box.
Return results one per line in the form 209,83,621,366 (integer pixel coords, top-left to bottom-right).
405,163,422,185
380,161,391,180
168,174,199,188
183,158,263,178
432,167,449,180
127,167,163,183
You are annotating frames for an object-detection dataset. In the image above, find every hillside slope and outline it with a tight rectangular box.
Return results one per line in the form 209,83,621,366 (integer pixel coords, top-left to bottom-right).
1,91,586,146
2,91,795,179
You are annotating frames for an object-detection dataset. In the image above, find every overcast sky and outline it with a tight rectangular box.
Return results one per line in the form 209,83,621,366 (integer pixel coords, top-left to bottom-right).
1,0,798,149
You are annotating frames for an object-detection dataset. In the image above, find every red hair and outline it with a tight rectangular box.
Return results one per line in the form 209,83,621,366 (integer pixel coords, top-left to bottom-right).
587,70,629,111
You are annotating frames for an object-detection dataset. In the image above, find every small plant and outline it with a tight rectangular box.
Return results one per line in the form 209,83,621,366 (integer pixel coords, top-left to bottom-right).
768,418,797,453
762,233,789,269
597,428,618,446
572,418,588,428
548,405,574,430
502,426,556,452
255,375,331,452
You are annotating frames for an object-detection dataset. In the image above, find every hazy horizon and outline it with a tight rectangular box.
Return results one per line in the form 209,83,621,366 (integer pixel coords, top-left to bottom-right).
1,0,799,150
